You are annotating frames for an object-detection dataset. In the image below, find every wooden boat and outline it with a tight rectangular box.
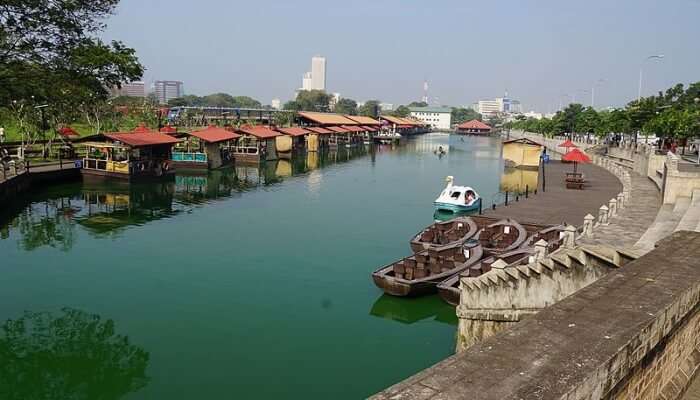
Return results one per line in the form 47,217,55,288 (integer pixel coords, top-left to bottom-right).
521,224,567,253
475,218,528,255
372,241,483,297
437,248,534,306
409,216,478,253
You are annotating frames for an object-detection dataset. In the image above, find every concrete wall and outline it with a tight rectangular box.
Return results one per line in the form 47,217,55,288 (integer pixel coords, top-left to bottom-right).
371,232,700,400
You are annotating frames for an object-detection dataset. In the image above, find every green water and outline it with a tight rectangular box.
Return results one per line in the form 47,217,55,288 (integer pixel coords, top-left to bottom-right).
0,134,505,399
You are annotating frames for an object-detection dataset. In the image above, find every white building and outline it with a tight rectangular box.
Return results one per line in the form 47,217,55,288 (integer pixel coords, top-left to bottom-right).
380,103,394,111
409,106,452,130
271,99,282,110
154,80,184,104
311,56,326,90
477,100,501,120
522,111,543,120
300,56,326,91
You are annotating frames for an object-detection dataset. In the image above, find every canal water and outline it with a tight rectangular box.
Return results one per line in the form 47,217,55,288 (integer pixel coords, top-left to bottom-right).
0,134,509,399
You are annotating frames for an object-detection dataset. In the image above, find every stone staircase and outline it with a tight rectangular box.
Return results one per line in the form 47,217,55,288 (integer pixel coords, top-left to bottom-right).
676,189,700,232
634,197,691,252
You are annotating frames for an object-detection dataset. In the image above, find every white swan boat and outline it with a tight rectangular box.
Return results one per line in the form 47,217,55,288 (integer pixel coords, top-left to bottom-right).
434,176,481,212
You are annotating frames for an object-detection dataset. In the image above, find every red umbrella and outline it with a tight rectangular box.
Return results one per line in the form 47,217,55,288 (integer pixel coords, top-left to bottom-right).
159,125,177,134
562,148,591,173
132,123,153,133
57,126,79,138
559,139,576,149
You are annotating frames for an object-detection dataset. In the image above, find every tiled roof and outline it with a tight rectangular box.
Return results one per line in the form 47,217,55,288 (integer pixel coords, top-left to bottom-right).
237,126,281,139
341,125,365,132
345,115,381,125
298,112,358,125
305,127,334,134
276,127,311,137
381,115,406,125
456,120,492,130
189,126,241,143
105,132,180,147
327,126,349,133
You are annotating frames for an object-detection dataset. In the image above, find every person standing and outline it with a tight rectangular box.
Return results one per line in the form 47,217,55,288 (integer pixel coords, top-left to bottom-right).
0,127,5,143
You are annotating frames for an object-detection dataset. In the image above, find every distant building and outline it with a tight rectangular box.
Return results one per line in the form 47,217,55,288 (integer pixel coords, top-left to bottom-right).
409,106,452,130
329,93,341,111
154,80,184,104
110,81,145,98
300,56,326,91
380,103,394,111
271,99,282,110
477,92,522,119
522,111,543,120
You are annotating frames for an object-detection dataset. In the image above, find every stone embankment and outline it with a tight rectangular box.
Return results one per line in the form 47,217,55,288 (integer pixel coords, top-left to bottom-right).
372,132,700,400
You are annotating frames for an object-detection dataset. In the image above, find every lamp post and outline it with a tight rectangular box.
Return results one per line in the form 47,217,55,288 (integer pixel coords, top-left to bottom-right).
638,55,664,103
591,79,605,109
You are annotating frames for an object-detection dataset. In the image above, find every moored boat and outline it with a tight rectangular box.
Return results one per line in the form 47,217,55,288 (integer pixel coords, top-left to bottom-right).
372,241,483,297
521,224,567,253
437,248,534,306
409,216,478,253
434,176,481,213
476,218,527,254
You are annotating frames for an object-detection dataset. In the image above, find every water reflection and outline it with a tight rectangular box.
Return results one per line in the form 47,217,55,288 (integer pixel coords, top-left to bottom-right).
1,146,377,251
499,167,539,194
0,308,149,399
370,295,457,326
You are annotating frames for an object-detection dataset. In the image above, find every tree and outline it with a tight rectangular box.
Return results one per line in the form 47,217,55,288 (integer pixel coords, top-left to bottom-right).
407,101,428,108
334,98,358,115
359,100,381,118
0,1,143,105
293,90,332,112
393,105,411,117
451,108,482,125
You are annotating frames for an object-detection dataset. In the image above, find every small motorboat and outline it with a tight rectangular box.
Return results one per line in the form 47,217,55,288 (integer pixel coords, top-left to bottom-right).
409,216,478,253
475,218,528,255
437,248,534,306
372,241,484,297
434,176,481,213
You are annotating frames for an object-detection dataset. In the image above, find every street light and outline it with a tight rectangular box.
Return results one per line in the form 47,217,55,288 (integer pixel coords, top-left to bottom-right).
638,55,664,103
591,79,605,109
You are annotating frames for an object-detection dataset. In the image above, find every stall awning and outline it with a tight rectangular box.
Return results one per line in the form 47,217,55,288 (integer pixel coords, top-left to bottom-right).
341,125,365,132
327,126,350,133
189,126,241,143
105,132,180,147
298,112,358,125
237,126,281,139
276,127,311,137
305,127,334,135
345,115,381,125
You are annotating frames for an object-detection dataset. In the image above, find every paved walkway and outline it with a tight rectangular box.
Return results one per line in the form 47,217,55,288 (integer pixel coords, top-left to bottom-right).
579,170,661,251
485,161,622,227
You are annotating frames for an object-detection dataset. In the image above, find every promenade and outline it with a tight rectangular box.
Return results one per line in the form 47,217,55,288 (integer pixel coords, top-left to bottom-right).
486,160,622,227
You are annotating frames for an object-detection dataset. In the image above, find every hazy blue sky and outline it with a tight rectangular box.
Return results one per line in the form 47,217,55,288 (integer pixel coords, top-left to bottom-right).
103,0,700,112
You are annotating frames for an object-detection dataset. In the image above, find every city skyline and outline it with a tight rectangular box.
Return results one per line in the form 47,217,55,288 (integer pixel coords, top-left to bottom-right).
102,0,700,111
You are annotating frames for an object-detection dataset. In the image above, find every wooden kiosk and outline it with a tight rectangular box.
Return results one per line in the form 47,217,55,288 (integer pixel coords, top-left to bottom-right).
172,126,241,170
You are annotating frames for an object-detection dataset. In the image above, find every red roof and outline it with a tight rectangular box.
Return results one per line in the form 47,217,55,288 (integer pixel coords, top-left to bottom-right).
397,124,412,129
558,139,577,148
58,126,79,138
562,148,591,163
105,131,180,147
160,125,177,134
189,126,241,143
305,127,334,135
237,126,281,139
456,120,491,130
276,127,311,137
132,124,154,133
327,126,349,133
361,125,378,132
341,125,365,132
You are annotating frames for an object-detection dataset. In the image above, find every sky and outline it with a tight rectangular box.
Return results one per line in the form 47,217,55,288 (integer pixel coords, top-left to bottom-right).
102,0,700,112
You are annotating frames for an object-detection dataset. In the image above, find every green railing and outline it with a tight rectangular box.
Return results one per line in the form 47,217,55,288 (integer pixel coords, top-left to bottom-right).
173,152,207,163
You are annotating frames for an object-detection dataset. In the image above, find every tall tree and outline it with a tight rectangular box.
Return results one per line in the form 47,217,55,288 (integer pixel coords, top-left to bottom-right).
334,98,358,115
359,100,381,118
451,108,482,124
292,90,332,112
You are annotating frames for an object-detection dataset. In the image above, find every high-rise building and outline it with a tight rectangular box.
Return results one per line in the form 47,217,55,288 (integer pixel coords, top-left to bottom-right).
110,81,146,98
299,56,326,91
311,56,326,91
154,80,184,104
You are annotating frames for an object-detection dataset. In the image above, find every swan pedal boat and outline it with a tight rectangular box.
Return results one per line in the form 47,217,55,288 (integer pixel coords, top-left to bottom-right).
434,176,481,213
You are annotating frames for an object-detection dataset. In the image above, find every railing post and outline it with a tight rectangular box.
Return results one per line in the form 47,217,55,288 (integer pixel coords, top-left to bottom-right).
525,185,529,199
479,200,483,215
583,214,595,237
505,191,509,206
598,205,609,226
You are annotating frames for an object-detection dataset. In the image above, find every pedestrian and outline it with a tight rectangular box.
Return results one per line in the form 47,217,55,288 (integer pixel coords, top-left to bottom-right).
0,127,4,143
